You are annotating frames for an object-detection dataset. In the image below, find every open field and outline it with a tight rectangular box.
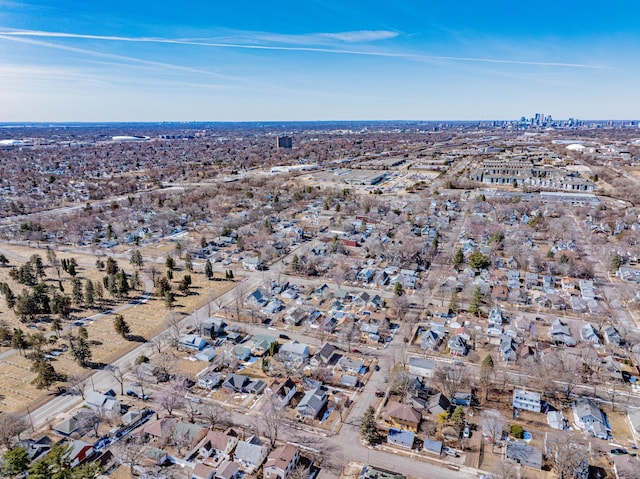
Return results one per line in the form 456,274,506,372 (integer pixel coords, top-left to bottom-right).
0,242,234,413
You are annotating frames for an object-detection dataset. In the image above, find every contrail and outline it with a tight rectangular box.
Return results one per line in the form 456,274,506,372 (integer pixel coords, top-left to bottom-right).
0,29,603,69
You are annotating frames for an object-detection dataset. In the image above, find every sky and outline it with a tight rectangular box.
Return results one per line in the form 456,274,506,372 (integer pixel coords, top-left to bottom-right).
0,0,638,122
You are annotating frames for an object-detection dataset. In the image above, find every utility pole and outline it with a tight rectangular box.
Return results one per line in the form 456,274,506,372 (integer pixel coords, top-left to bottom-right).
26,405,34,432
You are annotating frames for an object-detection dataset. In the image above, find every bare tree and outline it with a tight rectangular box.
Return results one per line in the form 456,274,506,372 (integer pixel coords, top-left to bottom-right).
152,352,178,383
149,335,166,355
132,364,152,399
0,413,28,449
199,402,228,430
113,435,147,476
164,312,183,349
107,364,130,396
154,378,187,416
546,432,589,479
493,459,519,479
66,374,90,399
259,396,282,448
482,409,505,454
433,362,469,399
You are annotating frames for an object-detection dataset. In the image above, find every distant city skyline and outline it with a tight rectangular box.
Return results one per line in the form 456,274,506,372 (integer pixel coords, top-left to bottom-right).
0,1,639,122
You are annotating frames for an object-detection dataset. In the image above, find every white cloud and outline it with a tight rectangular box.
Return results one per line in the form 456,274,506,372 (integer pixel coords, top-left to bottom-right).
319,30,399,42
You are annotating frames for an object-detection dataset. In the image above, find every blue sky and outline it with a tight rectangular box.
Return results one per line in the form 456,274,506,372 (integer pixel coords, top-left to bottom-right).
0,1,638,121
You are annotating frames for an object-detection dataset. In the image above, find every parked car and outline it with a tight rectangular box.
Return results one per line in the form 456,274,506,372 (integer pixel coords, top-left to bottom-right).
126,390,137,397
374,365,380,371
463,425,471,438
610,448,628,455
279,333,290,340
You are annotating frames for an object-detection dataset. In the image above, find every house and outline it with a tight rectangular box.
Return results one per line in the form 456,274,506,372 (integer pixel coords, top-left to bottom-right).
263,444,300,479
384,401,422,432
452,392,475,407
601,356,623,381
179,334,208,351
201,318,227,338
261,299,283,315
233,345,252,361
359,465,406,479
216,460,240,479
420,329,442,350
234,435,268,472
551,318,577,346
67,439,95,467
506,442,542,470
603,325,622,346
499,336,518,362
285,307,307,326
197,371,223,390
269,378,297,409
243,257,262,270
341,374,358,388
360,323,380,343
572,398,610,440
354,291,371,307
507,270,521,289
279,341,310,363
493,285,509,302
357,268,374,283
387,428,415,449
198,429,239,460
448,335,468,356
222,374,254,393
296,386,328,419
54,415,81,436
16,436,52,461
488,308,504,326
193,463,216,479
195,347,217,362
367,294,385,309
338,357,364,374
423,439,443,456
580,323,600,345
427,393,450,415
246,288,268,307
512,389,542,413
251,334,277,356
85,391,121,418
310,342,339,367
408,357,436,378
627,409,640,443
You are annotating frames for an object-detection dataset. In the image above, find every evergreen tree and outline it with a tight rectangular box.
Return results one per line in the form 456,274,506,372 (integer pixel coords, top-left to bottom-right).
71,277,83,305
51,317,62,338
2,446,29,476
360,405,379,444
394,281,404,296
11,328,27,355
164,292,176,309
69,331,92,367
130,249,144,270
468,286,484,316
30,254,46,281
105,257,118,275
113,314,130,338
30,358,57,389
453,248,464,267
184,253,193,272
204,259,213,279
451,406,466,427
165,254,175,271
84,279,95,306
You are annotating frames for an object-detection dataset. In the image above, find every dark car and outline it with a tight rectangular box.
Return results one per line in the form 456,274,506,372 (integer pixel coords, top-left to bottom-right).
126,390,137,397
610,448,628,455
374,365,380,371
279,333,290,340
